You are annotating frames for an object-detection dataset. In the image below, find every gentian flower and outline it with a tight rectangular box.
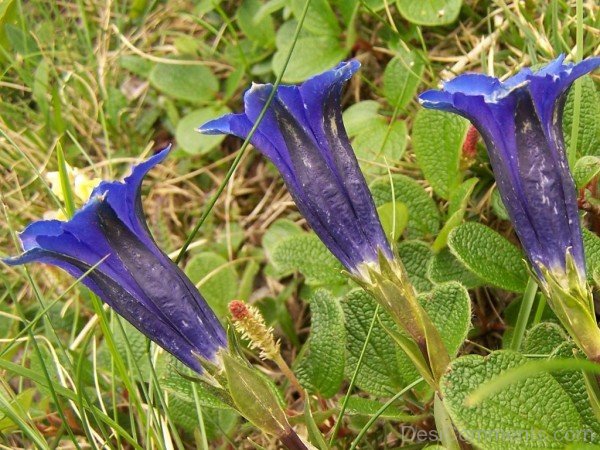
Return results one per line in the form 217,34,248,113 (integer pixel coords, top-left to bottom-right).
200,62,452,386
199,60,392,278
419,55,600,282
4,149,226,373
419,56,600,363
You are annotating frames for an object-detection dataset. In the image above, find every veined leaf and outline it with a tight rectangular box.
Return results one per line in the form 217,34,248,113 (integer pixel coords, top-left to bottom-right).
412,108,469,200
442,351,584,449
371,174,441,239
448,222,528,293
295,289,345,398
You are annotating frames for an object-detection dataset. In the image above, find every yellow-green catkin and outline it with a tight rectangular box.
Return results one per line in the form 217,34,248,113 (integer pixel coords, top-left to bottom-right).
229,300,280,360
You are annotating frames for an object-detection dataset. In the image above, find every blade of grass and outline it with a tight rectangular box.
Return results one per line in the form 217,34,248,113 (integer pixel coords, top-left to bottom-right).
75,327,110,446
0,129,64,211
90,295,156,446
0,270,113,446
0,255,108,359
329,305,380,445
509,277,538,351
567,0,584,168
466,358,600,406
0,358,144,450
0,387,49,450
191,382,210,450
56,141,75,217
349,377,424,450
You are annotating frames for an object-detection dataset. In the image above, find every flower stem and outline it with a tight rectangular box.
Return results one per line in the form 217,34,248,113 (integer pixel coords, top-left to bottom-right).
273,354,305,400
510,277,538,351
532,293,547,326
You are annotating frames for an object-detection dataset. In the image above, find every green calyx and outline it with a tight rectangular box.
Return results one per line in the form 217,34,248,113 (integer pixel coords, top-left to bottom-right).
221,351,291,437
195,335,308,449
353,251,450,387
538,253,600,363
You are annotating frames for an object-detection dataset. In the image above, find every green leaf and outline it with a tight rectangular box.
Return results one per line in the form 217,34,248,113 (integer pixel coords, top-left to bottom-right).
396,0,462,26
377,201,408,242
0,0,17,62
303,399,330,449
352,118,408,175
371,174,441,239
4,24,39,65
256,296,299,347
343,100,381,137
583,228,600,286
238,259,260,301
412,108,469,199
0,388,36,432
442,351,584,450
448,222,528,293
0,304,15,338
573,156,600,189
344,103,404,168
383,49,424,110
119,55,154,78
563,76,600,158
491,188,510,221
149,63,218,103
419,282,471,358
111,320,150,377
184,252,238,318
522,322,568,355
236,0,275,47
432,178,478,252
428,248,483,289
32,59,49,117
549,343,600,443
167,396,238,441
295,290,345,398
176,107,229,154
345,396,425,421
398,240,434,293
290,0,341,35
342,290,414,395
522,327,600,444
262,219,303,262
161,362,232,410
269,233,346,285
448,178,478,217
254,0,286,22
272,21,345,83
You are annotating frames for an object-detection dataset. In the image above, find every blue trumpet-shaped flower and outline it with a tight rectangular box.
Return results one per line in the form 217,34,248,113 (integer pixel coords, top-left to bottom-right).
199,61,392,276
4,149,226,373
419,55,600,279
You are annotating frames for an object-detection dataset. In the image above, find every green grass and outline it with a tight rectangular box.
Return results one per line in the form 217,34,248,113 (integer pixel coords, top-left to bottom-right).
0,0,598,448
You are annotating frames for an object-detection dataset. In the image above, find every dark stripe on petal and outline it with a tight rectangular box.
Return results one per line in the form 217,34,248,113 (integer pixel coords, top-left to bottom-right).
513,93,572,270
320,84,393,260
96,201,226,354
272,101,366,270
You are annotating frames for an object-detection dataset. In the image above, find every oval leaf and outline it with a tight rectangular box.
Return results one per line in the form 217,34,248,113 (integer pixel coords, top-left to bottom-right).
149,63,218,103
412,108,469,199
448,222,528,292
